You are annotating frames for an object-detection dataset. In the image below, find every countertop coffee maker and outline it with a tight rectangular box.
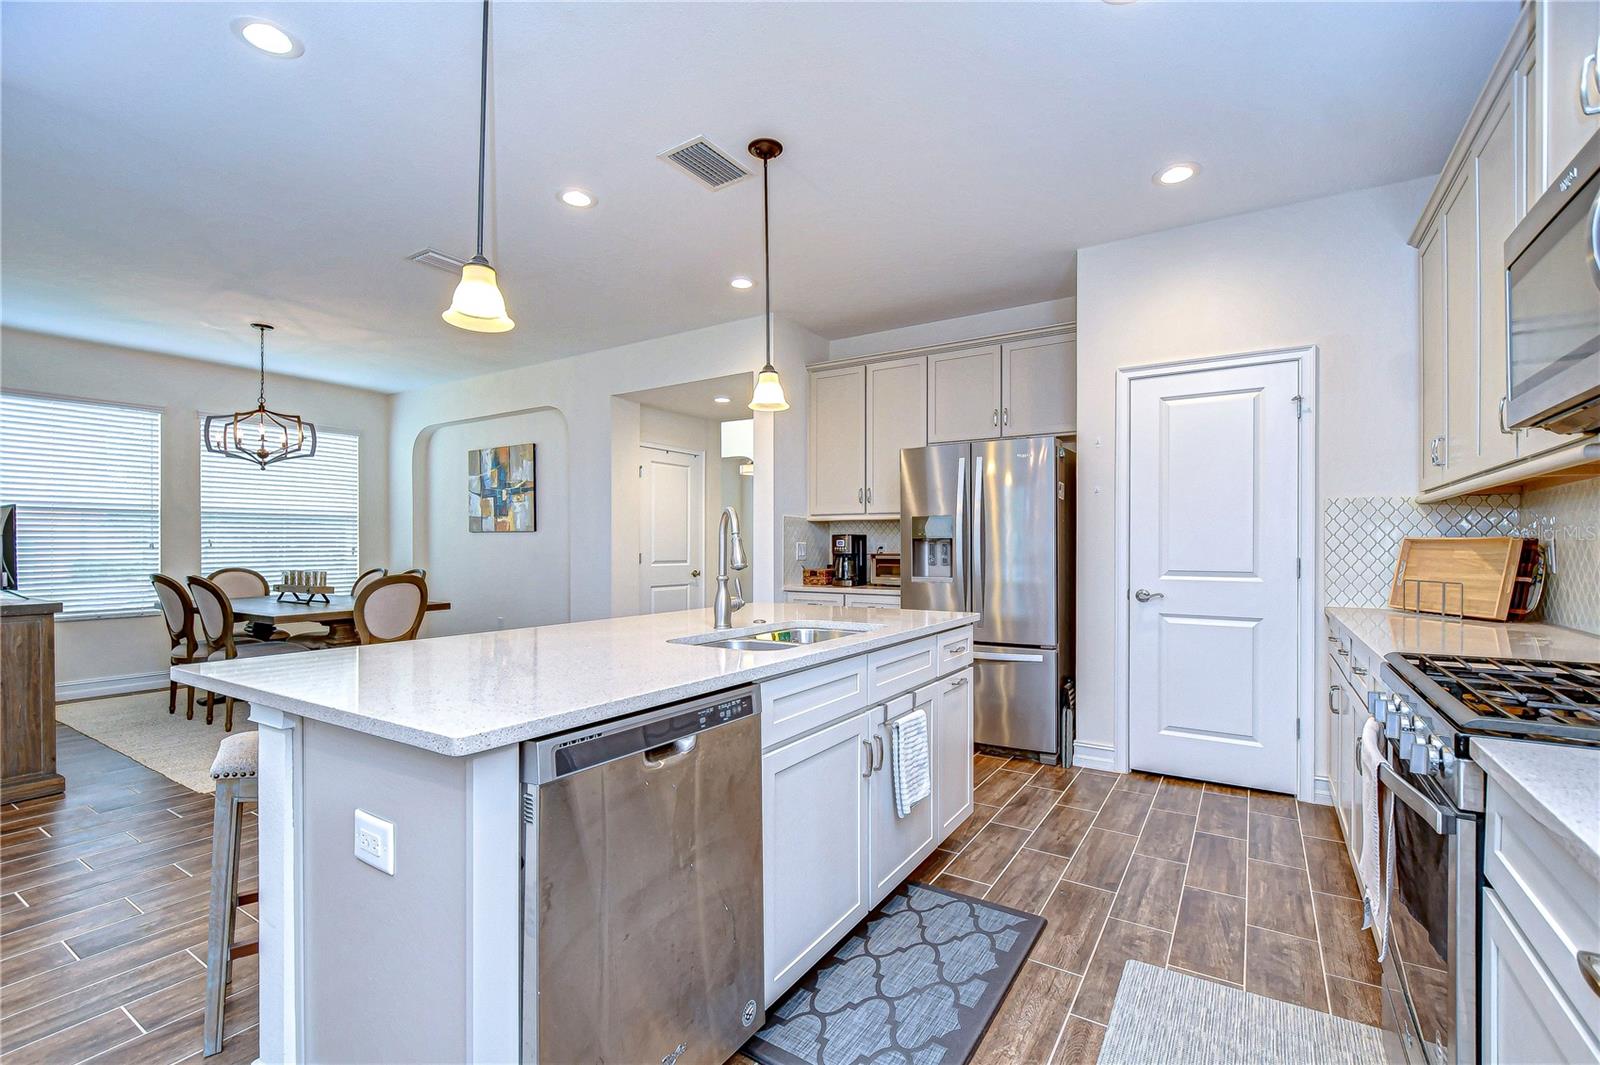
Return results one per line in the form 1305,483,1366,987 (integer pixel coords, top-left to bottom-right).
831,533,867,587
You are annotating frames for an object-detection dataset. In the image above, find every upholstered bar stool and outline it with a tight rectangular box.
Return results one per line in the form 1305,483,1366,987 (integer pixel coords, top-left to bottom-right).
204,731,259,1057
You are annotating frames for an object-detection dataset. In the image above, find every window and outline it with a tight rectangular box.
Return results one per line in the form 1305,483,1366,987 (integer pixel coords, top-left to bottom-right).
200,423,360,592
0,392,162,619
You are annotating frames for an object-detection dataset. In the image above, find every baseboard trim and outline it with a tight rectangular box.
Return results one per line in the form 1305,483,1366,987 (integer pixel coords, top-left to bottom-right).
1311,775,1333,806
57,671,167,704
1072,741,1118,772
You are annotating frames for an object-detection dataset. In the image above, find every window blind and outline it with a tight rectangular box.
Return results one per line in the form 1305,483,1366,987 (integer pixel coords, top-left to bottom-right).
200,422,360,592
0,392,162,619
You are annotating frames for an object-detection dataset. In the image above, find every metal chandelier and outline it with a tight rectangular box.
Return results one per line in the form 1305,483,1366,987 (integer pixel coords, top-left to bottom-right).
203,324,317,468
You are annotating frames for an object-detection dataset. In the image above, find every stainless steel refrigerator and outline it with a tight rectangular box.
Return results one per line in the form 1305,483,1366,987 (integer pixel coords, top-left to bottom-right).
900,436,1074,761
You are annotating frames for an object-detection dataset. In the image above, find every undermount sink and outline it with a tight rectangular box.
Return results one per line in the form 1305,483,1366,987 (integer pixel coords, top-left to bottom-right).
683,625,862,651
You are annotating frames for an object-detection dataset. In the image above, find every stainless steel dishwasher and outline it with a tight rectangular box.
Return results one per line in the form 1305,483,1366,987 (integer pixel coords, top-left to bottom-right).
521,686,763,1065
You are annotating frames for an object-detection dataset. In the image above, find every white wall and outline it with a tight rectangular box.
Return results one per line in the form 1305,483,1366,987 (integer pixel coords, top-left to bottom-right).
827,298,1076,360
423,410,569,636
1074,177,1431,780
391,313,824,627
1,327,391,694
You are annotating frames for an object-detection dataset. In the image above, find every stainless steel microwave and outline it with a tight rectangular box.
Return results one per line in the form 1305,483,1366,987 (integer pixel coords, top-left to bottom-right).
1504,128,1600,434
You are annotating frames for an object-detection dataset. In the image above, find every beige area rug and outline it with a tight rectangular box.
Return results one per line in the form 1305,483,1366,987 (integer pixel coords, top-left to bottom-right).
56,691,253,794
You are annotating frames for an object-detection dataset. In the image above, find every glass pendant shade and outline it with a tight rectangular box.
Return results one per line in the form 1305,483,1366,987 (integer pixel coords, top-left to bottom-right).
749,367,789,412
443,259,514,332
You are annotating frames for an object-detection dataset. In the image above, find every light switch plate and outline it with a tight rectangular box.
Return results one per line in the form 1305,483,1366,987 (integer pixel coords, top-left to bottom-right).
795,541,807,561
353,809,395,875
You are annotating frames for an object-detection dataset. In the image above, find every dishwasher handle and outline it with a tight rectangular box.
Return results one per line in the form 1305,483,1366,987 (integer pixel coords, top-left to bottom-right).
642,736,697,768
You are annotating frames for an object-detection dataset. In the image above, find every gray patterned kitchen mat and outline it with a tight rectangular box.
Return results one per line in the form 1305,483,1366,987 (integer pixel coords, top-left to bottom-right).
1100,961,1387,1064
743,880,1044,1065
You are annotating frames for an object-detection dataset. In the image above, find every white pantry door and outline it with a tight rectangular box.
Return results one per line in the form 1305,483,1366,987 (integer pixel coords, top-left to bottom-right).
1127,359,1301,792
638,446,704,613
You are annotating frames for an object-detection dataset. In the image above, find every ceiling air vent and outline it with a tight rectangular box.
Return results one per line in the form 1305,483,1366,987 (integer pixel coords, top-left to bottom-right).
408,248,468,273
658,137,751,191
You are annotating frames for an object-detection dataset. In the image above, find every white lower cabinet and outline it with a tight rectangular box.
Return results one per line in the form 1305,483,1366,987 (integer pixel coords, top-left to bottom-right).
930,670,974,838
761,709,872,1005
1482,887,1600,1063
868,693,936,901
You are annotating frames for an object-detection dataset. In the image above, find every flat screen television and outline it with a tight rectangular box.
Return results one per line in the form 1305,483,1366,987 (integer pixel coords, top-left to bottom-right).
1,505,16,591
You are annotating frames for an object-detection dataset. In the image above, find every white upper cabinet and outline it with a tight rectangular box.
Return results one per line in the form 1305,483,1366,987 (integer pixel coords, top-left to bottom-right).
1001,335,1077,437
1419,222,1449,490
808,365,867,517
1477,89,1522,473
1443,168,1480,478
865,357,927,516
1539,0,1600,191
927,345,1002,443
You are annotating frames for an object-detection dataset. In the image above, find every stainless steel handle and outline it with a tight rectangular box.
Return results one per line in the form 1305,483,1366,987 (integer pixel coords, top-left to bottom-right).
872,734,884,771
1337,647,1350,657
1428,436,1440,467
1002,406,1009,427
1377,761,1456,834
642,736,697,768
1329,684,1342,713
1582,52,1600,116
1579,950,1600,997
862,739,873,777
973,650,1046,663
1498,396,1509,436
949,676,969,688
1133,588,1164,603
972,455,986,612
1591,188,1600,289
992,408,999,426
858,487,864,505
865,487,872,505
1352,664,1368,677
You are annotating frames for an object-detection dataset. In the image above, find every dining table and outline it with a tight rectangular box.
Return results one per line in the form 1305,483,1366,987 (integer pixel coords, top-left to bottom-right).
230,594,452,643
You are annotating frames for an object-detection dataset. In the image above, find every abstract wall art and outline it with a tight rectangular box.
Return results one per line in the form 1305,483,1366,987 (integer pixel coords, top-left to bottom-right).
468,443,536,532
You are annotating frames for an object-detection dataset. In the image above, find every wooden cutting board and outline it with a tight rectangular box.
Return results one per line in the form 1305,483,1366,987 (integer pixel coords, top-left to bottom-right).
1388,536,1533,620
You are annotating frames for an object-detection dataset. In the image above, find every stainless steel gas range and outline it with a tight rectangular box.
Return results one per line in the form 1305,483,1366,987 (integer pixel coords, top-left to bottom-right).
1371,653,1600,1065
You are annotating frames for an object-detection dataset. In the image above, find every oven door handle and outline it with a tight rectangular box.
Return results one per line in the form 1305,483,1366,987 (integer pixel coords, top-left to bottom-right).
1378,761,1456,835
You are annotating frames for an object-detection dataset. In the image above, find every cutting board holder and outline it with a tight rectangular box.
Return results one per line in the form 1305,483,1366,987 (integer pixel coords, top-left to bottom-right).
1388,536,1540,622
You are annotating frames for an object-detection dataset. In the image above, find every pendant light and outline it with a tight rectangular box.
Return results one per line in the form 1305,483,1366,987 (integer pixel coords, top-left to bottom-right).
747,138,789,412
204,324,318,468
443,0,514,333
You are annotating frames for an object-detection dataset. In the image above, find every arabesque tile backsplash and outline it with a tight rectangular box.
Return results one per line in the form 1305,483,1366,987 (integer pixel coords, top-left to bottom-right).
1322,478,1599,635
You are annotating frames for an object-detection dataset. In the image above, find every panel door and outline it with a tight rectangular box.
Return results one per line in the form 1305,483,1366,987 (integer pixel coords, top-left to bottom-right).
1001,334,1076,437
1540,0,1600,193
762,711,871,1005
1443,169,1482,479
1127,358,1302,793
1482,888,1600,1063
808,365,866,517
929,671,974,842
865,356,928,517
1477,86,1522,473
637,446,703,613
869,695,937,903
1345,684,1366,872
928,346,1002,443
1419,222,1450,490
1325,671,1346,832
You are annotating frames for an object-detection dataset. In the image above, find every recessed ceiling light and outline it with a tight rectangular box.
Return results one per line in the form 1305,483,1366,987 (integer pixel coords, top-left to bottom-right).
1155,162,1199,186
559,188,596,209
730,276,754,290
232,18,302,57
713,395,732,404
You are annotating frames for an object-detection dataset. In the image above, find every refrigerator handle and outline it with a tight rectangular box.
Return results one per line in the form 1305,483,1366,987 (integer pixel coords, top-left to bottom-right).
955,454,968,606
972,455,985,614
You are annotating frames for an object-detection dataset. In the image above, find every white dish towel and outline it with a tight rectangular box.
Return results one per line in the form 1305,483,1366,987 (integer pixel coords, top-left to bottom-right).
1358,716,1396,962
890,708,930,819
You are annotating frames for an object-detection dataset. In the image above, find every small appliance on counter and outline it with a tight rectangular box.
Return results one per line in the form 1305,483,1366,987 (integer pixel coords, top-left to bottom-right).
868,552,901,587
831,533,867,587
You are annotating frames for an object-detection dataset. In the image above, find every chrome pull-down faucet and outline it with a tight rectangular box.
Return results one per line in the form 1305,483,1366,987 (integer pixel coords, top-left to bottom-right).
714,506,749,630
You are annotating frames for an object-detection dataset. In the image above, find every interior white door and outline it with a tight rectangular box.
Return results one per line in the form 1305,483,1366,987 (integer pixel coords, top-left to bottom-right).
1127,358,1302,792
637,446,704,613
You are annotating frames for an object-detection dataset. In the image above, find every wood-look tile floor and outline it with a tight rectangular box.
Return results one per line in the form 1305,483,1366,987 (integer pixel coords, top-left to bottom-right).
915,756,1385,1064
0,725,259,1064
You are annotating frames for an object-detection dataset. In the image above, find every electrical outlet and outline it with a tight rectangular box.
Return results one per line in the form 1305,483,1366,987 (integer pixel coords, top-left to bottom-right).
795,541,807,561
353,809,395,875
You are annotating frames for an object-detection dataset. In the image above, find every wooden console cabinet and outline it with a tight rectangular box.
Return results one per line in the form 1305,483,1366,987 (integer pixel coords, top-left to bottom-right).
0,591,65,802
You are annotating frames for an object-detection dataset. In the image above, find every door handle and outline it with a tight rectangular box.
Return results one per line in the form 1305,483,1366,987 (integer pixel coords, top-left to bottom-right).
1133,588,1164,603
872,734,885,771
1579,950,1600,997
992,408,999,426
866,487,872,505
1582,52,1600,116
858,487,864,504
1329,684,1342,713
973,650,1045,663
1002,406,1009,427
1377,761,1456,834
1498,396,1509,436
690,569,701,578
972,455,986,611
862,739,873,778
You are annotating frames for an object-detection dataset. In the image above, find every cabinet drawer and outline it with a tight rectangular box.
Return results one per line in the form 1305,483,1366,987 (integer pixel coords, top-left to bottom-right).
936,627,973,675
1484,782,1600,1035
1482,887,1600,1063
759,656,870,749
866,637,938,703
785,591,845,606
844,592,900,610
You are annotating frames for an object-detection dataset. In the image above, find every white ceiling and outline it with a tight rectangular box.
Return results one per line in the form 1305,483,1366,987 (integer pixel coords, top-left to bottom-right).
622,373,756,423
1,1,1517,393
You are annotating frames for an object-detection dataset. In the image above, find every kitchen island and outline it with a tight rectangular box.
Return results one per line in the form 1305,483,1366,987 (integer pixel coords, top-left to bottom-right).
175,602,978,1064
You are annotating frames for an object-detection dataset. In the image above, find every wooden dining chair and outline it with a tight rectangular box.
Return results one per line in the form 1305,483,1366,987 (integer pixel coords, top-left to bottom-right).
402,567,427,580
351,567,388,598
187,575,309,730
353,574,428,645
205,567,285,641
152,574,202,720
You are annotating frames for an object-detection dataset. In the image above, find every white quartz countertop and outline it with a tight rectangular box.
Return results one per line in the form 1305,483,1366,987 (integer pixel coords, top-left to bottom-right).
1471,737,1600,879
1325,607,1600,662
173,603,977,757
